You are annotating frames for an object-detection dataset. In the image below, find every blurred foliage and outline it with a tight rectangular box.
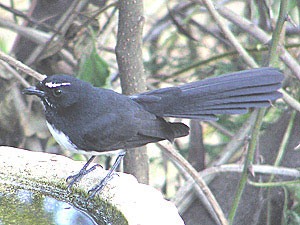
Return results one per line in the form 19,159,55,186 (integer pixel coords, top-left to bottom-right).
1,0,300,224
284,184,300,225
78,43,110,88
0,37,8,53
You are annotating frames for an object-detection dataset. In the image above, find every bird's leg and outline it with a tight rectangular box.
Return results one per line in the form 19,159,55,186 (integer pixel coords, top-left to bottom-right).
66,155,101,191
87,151,126,200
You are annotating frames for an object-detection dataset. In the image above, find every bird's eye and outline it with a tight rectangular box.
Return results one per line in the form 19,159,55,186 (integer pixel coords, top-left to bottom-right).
52,89,62,97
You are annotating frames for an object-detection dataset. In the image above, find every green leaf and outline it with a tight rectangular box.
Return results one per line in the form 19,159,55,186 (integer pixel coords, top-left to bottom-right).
78,46,110,87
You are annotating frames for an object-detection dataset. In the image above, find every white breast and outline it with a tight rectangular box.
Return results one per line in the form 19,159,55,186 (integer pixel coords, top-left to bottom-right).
46,121,78,152
46,121,125,156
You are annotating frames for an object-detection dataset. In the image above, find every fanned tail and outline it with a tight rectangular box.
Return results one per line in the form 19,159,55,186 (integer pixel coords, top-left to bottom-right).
133,67,283,121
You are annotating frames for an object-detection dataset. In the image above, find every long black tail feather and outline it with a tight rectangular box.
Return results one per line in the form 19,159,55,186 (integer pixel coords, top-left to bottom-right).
133,67,284,120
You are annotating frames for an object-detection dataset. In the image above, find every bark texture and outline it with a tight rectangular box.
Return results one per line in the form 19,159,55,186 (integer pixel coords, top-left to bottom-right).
116,0,149,184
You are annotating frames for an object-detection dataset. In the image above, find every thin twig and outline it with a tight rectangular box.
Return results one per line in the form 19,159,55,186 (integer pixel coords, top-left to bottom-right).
173,110,259,215
228,109,263,224
206,121,234,138
168,43,300,79
79,2,117,33
266,0,288,66
279,89,300,113
0,3,56,32
0,51,45,81
26,0,88,65
196,0,258,68
158,142,228,225
0,60,30,87
249,179,300,187
218,6,300,80
265,0,289,176
271,110,296,177
0,17,50,45
266,107,295,225
200,164,300,179
227,1,288,223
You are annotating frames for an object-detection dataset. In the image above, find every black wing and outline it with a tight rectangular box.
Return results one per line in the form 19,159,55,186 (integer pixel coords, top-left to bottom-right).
81,107,188,152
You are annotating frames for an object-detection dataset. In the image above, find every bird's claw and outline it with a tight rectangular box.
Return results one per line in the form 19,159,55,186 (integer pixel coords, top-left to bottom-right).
87,173,116,200
66,164,102,191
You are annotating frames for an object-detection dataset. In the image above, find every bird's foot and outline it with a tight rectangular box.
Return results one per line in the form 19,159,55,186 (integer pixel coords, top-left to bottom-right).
86,151,126,199
66,164,102,191
66,156,101,192
87,172,116,200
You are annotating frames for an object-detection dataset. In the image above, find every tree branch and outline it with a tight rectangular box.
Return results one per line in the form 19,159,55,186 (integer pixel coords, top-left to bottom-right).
0,51,45,81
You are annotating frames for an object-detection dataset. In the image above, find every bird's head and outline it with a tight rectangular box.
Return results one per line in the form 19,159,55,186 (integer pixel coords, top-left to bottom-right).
23,75,90,110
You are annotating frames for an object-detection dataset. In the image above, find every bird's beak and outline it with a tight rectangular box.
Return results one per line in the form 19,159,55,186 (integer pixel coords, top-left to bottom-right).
22,86,45,98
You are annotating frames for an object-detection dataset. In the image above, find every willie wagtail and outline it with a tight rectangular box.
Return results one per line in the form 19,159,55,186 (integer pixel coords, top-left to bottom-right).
23,67,284,198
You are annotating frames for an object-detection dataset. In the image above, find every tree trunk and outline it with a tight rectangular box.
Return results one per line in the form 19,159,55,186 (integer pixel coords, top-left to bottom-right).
115,0,149,184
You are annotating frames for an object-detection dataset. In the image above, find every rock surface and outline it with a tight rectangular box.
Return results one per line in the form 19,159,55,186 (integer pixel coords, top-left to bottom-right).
0,146,184,225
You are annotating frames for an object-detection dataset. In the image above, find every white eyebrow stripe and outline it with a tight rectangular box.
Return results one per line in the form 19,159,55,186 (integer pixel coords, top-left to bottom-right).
45,82,71,88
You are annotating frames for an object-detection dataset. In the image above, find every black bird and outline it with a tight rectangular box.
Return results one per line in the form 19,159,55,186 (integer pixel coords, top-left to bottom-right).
23,67,283,198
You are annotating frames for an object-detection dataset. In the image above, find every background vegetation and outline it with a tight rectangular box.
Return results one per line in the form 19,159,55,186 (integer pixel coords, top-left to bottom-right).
0,0,300,224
